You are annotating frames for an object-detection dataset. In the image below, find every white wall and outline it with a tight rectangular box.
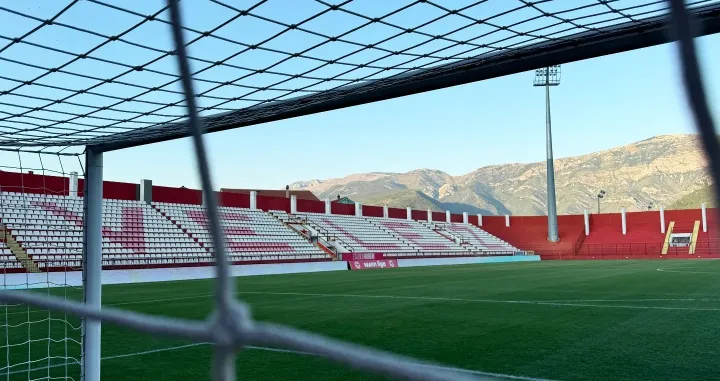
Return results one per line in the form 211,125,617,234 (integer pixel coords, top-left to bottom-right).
2,262,348,289
2,256,541,290
398,255,540,268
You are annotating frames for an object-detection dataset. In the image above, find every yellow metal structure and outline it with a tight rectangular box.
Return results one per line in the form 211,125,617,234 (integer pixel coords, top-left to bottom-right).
661,221,675,255
689,220,701,254
1,224,39,272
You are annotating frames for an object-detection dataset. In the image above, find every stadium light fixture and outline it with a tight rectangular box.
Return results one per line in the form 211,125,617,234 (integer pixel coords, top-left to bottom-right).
533,66,561,87
597,190,606,214
534,65,561,242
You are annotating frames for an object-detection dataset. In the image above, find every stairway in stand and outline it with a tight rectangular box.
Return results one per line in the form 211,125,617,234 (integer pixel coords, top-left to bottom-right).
1,224,39,273
270,212,337,260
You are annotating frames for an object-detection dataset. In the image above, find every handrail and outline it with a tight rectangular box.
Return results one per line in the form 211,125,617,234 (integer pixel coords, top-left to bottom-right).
303,219,354,254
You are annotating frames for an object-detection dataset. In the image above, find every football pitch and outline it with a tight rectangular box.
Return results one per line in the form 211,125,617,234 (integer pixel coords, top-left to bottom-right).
4,260,720,381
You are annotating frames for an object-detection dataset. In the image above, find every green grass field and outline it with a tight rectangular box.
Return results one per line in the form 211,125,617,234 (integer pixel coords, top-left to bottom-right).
4,260,720,381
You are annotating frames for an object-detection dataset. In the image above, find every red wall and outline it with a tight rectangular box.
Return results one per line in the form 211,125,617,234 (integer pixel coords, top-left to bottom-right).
695,210,719,255
582,211,662,246
296,199,325,213
104,181,136,200
77,179,138,200
256,195,290,212
388,207,406,219
411,210,426,221
218,191,250,208
468,215,479,226
331,202,355,216
103,181,137,200
482,214,586,257
0,171,70,195
432,211,445,222
153,185,202,205
363,205,384,218
0,171,138,200
450,213,463,223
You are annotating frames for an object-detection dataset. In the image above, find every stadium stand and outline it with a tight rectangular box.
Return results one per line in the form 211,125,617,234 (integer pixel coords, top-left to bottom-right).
8,169,718,268
300,212,417,255
99,199,207,267
481,214,587,259
1,184,522,273
0,192,208,270
0,244,22,271
431,222,519,254
296,213,513,257
369,218,471,254
579,212,664,258
1,192,84,271
153,203,330,262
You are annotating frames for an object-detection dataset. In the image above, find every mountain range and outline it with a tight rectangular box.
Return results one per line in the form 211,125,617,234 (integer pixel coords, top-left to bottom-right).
289,134,713,216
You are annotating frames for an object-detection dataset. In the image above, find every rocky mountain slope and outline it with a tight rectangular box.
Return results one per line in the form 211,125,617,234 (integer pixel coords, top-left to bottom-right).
671,184,715,209
354,190,446,212
290,135,711,215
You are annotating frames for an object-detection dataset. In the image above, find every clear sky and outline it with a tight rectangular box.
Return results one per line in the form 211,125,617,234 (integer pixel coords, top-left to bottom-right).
104,34,720,190
1,1,718,190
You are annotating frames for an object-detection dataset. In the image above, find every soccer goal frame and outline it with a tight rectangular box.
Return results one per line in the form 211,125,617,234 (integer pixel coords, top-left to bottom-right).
81,149,103,381
0,1,718,381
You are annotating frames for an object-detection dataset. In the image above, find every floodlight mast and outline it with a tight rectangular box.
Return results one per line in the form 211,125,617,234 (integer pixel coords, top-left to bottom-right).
534,66,561,242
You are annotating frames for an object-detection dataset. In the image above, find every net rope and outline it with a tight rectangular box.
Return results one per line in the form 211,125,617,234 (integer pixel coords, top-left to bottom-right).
0,0,717,153
0,0,718,380
0,152,83,381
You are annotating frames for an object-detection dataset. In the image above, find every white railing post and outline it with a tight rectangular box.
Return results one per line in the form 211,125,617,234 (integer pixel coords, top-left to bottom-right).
249,191,257,210
139,179,152,204
427,209,432,222
69,171,79,197
584,209,589,236
702,203,708,233
621,207,627,235
462,212,468,224
660,205,665,233
290,195,297,214
383,205,389,218
324,198,331,214
477,214,483,226
505,214,510,227
406,207,411,220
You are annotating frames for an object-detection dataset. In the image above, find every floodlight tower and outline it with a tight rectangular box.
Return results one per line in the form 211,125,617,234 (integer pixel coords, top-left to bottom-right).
534,65,561,242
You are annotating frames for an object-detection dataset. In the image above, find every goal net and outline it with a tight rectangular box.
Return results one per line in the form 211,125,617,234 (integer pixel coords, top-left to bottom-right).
0,1,716,381
0,151,83,381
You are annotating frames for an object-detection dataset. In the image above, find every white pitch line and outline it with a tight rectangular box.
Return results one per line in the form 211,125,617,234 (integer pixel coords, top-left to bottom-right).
6,290,720,318
539,298,720,302
10,342,557,381
103,342,208,360
236,291,720,312
101,342,557,381
657,268,720,274
1,293,216,317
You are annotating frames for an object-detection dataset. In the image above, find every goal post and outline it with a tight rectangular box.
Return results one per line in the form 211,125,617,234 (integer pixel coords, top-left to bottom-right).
81,149,103,381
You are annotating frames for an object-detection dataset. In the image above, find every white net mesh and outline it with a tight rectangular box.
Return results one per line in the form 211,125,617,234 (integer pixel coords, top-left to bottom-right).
0,152,83,381
0,1,717,381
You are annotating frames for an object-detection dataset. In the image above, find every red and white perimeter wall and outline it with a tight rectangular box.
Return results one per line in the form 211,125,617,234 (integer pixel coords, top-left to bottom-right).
1,171,716,261
3,256,542,289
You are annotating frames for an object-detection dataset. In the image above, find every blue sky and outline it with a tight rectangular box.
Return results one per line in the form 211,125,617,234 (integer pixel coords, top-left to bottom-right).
0,1,718,190
105,33,720,189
